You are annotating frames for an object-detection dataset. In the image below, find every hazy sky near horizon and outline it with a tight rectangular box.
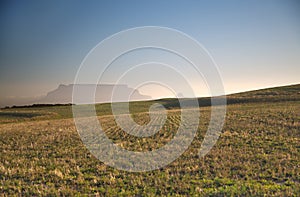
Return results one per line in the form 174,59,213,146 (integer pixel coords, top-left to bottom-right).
0,0,299,99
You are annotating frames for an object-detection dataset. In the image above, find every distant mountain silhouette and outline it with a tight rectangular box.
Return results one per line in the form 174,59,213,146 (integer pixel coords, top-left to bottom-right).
39,84,152,104
0,84,152,107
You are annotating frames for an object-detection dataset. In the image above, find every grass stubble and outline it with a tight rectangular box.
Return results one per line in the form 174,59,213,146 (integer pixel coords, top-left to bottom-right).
0,85,299,196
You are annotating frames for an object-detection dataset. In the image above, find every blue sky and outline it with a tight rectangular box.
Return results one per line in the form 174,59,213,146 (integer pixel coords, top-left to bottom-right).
0,0,299,99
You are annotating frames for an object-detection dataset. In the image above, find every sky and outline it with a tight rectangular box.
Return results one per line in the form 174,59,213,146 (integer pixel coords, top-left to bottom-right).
0,0,300,103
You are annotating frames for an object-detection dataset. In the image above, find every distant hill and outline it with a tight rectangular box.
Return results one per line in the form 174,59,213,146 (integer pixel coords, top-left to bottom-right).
226,83,300,103
157,83,300,109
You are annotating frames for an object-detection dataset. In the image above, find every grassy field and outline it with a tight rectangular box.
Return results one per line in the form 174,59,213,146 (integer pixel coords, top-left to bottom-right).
0,84,299,196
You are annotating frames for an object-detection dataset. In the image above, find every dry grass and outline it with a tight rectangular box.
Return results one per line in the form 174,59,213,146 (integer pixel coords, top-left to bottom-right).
0,99,299,195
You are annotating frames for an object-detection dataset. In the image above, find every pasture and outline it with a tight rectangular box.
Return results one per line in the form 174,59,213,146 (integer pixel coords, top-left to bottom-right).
0,85,299,196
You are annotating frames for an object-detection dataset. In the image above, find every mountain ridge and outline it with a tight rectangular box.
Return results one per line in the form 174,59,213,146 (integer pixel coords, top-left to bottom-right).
0,84,152,107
